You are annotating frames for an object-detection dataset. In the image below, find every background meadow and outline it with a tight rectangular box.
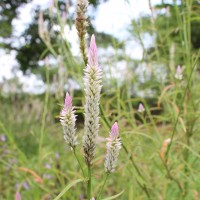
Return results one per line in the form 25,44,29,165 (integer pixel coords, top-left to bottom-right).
0,0,200,199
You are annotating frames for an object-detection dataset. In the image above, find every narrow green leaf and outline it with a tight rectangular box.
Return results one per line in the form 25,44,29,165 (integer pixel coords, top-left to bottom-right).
101,190,124,200
53,179,85,200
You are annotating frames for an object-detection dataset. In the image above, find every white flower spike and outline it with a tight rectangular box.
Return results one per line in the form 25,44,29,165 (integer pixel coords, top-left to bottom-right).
60,92,77,149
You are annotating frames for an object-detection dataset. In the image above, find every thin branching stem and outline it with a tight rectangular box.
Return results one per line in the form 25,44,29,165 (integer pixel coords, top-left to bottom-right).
87,165,92,200
161,159,183,193
122,144,151,199
39,66,50,162
100,104,151,199
97,173,109,200
73,148,86,178
166,51,199,159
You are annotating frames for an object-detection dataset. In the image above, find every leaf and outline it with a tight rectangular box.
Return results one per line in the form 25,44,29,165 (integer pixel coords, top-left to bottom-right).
101,190,124,200
53,179,85,200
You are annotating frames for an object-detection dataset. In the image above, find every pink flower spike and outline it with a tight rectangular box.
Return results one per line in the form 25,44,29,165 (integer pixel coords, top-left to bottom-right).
138,103,145,113
64,92,72,110
15,192,21,200
88,34,98,67
110,122,119,139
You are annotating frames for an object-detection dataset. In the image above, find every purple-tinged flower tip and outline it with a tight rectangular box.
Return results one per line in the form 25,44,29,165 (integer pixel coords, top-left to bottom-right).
176,65,182,75
88,34,98,67
175,65,183,80
23,181,29,190
15,192,21,200
45,163,52,169
64,92,72,109
138,103,145,113
55,152,60,159
110,122,119,139
1,134,6,142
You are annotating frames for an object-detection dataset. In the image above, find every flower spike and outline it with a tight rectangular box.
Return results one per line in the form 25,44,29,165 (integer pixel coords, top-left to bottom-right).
60,92,77,149
15,192,22,200
83,34,102,165
105,122,121,173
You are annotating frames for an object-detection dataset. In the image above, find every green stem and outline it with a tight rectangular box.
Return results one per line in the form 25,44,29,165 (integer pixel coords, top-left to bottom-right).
87,165,92,200
122,144,151,199
165,52,199,159
97,173,109,200
73,148,86,178
162,159,183,193
39,66,49,162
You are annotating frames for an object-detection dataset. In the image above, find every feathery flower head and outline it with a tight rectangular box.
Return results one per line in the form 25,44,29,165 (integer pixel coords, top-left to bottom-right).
88,34,98,67
138,103,145,113
83,34,102,165
60,92,77,148
75,0,88,65
175,65,183,80
105,123,121,173
110,122,119,140
15,192,21,200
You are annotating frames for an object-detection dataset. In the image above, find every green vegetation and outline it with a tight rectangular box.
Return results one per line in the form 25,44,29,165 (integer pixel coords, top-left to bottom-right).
0,0,200,199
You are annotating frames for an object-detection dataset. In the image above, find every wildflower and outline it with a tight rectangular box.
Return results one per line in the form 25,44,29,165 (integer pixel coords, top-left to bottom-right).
138,103,145,113
23,181,29,190
0,134,6,142
104,122,121,173
60,92,77,149
45,163,52,169
15,192,21,200
175,65,183,80
55,152,60,159
75,0,89,65
43,174,53,179
160,138,171,161
83,35,102,165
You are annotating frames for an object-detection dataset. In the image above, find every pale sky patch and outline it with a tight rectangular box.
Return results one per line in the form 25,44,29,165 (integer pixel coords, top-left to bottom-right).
0,0,172,93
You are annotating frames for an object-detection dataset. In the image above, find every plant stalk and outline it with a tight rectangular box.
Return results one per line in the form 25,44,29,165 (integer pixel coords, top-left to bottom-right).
73,148,86,178
87,165,92,200
97,173,109,200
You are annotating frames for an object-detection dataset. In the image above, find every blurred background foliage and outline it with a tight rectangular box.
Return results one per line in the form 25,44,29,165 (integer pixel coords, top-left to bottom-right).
0,0,200,199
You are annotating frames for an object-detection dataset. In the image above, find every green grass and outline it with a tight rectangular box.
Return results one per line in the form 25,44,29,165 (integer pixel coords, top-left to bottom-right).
1,0,200,199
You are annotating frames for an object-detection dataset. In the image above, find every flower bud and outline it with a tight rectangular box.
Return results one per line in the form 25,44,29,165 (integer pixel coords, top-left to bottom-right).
175,65,183,80
138,103,145,113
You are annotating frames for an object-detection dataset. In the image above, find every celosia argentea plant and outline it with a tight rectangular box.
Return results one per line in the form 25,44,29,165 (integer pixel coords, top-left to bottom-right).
59,35,122,200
